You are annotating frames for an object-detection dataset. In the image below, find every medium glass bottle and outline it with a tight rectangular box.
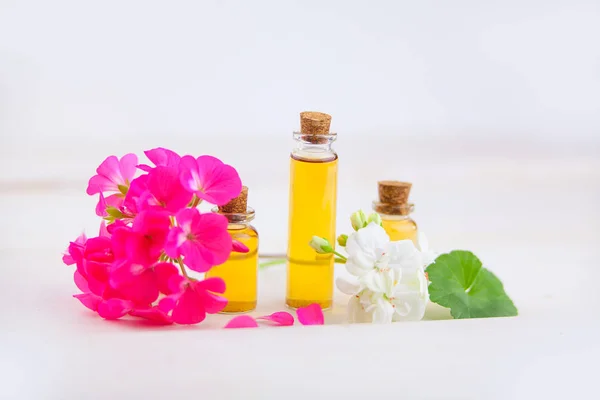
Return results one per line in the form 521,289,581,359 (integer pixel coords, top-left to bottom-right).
373,180,418,244
286,111,338,310
206,186,258,313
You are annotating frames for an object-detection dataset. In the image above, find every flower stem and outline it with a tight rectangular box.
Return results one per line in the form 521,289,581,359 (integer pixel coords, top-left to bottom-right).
333,251,347,261
259,258,286,269
176,257,189,278
334,257,347,264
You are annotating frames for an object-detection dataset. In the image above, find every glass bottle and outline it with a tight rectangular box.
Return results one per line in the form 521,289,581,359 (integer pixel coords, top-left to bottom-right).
206,187,258,313
286,112,338,310
372,181,418,245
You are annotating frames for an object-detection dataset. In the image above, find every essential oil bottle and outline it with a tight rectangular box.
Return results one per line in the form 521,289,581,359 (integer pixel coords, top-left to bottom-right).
286,112,338,310
373,181,418,244
206,186,258,313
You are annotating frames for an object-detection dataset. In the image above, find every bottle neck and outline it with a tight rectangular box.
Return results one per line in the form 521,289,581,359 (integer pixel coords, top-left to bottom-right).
211,206,255,230
291,132,337,161
372,201,414,218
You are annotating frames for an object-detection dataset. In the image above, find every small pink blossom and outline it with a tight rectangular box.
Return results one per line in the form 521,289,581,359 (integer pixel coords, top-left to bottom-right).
165,208,232,272
87,154,138,195
179,155,242,205
138,166,192,214
138,148,181,172
163,277,228,325
112,210,170,266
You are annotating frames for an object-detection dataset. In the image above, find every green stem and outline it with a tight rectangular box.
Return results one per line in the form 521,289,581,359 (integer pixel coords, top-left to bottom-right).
176,257,189,278
334,257,347,264
259,259,286,269
333,251,347,261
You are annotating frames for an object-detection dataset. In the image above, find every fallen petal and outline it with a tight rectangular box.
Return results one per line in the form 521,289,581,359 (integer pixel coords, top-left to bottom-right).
257,311,294,326
224,315,259,329
297,303,325,325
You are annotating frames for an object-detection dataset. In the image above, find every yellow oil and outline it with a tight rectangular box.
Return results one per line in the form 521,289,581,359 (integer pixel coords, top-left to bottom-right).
381,217,418,244
286,154,338,309
206,225,258,313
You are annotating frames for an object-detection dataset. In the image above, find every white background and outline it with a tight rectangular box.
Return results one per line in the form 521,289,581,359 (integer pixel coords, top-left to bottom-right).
1,1,599,399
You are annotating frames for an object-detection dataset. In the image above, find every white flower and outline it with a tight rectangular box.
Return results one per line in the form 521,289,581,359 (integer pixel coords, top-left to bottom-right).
337,222,430,324
418,232,438,268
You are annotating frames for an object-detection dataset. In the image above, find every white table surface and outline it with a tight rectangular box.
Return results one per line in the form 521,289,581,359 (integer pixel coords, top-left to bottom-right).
1,136,599,399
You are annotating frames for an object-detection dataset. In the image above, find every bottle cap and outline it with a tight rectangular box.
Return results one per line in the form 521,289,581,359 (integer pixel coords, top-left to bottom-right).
300,111,332,135
219,186,248,213
374,181,413,215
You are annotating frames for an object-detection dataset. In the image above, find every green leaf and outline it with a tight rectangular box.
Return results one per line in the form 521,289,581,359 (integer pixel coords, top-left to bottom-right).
426,250,518,319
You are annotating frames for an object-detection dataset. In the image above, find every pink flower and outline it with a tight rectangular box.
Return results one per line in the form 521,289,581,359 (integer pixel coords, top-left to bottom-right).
179,155,242,205
63,233,87,265
87,154,138,195
87,154,138,216
122,175,148,216
165,208,232,272
138,166,192,214
162,277,228,325
138,148,181,172
112,210,170,266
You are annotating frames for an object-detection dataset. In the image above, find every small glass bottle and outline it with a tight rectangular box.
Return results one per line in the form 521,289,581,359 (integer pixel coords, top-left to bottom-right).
372,180,418,244
286,111,338,310
206,186,258,313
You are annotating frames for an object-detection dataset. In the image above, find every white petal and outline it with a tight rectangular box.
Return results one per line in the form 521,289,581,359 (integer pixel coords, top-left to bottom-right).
336,277,361,295
347,296,372,323
386,240,424,272
372,298,394,324
417,231,429,253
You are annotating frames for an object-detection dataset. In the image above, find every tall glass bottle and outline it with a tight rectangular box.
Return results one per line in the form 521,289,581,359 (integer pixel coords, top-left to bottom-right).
286,112,338,310
206,186,258,313
372,180,418,244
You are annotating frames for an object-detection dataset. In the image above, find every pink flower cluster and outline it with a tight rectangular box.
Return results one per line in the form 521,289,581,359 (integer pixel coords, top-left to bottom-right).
63,148,245,325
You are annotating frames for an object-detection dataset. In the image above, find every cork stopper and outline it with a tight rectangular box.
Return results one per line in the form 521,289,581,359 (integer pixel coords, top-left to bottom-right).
219,186,248,213
375,181,413,215
300,111,331,135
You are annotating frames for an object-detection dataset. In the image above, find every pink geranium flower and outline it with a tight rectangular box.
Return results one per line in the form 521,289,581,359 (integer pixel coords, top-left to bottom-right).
162,277,228,325
138,148,181,172
165,208,232,272
138,166,192,214
87,154,138,195
87,154,138,216
179,155,242,205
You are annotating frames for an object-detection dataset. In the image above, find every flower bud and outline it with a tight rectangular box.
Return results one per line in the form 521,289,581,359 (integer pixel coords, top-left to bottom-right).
106,206,124,219
309,236,334,254
350,210,367,231
367,212,382,226
337,234,348,247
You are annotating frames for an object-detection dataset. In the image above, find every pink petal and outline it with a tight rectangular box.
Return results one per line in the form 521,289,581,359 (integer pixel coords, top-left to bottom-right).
179,211,232,272
257,312,295,326
232,240,250,253
99,221,111,238
119,153,138,183
171,286,206,325
154,262,179,294
192,155,242,205
167,274,186,294
123,175,148,214
297,303,325,325
84,236,113,263
178,155,202,193
164,227,185,259
97,298,134,320
200,292,228,314
87,174,115,195
224,315,259,329
129,307,173,325
158,295,178,312
195,277,226,294
143,147,181,169
117,269,159,306
146,166,192,213
95,193,124,217
109,259,146,287
73,293,101,311
73,270,89,292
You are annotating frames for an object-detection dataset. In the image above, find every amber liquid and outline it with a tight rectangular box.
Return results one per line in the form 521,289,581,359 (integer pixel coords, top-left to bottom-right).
381,217,418,244
206,225,258,313
286,154,338,309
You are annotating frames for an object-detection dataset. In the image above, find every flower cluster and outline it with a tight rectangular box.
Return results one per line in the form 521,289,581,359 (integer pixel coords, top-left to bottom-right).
310,210,435,324
63,148,245,325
